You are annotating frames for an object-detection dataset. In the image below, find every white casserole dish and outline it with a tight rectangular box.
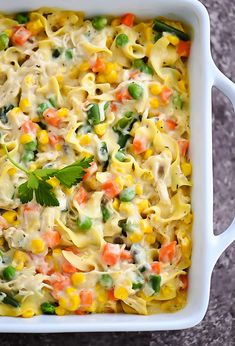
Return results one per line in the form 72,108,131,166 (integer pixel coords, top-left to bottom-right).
0,0,234,332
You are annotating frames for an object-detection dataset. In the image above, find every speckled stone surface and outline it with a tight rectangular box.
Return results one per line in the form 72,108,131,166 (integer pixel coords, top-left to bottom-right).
0,0,234,344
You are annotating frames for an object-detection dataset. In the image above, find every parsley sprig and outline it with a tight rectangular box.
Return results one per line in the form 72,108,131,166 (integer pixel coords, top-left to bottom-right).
2,144,93,207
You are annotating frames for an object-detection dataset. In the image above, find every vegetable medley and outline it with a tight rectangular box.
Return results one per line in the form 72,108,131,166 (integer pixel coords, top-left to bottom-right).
0,9,192,317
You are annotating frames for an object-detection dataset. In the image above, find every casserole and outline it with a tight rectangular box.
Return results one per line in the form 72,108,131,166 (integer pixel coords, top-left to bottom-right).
0,0,234,332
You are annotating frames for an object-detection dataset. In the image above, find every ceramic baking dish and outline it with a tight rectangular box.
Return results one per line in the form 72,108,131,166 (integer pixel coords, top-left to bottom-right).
0,0,234,332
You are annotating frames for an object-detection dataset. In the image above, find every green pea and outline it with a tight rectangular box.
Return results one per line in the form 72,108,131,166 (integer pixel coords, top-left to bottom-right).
149,274,161,293
3,265,16,281
101,205,110,223
173,94,183,109
116,34,129,47
128,83,144,100
119,187,135,202
0,33,9,51
92,16,107,30
87,104,101,125
77,216,92,231
24,141,37,151
37,102,50,116
65,49,73,59
115,150,127,162
41,302,56,315
99,274,113,289
22,151,35,163
15,12,29,24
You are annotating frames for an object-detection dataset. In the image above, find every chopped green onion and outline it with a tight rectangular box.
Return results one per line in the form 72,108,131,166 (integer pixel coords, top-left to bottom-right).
87,104,101,125
48,96,57,108
98,142,109,163
128,83,144,100
0,33,9,51
1,293,20,307
153,20,190,41
119,187,135,202
15,12,29,24
92,16,107,30
116,33,129,47
0,104,14,124
22,151,35,163
77,216,92,231
149,274,161,293
99,274,113,289
65,49,73,59
133,59,153,75
41,302,56,315
154,32,163,42
118,134,130,149
3,265,16,281
37,102,50,116
132,275,144,290
101,205,111,223
104,101,109,111
115,149,127,162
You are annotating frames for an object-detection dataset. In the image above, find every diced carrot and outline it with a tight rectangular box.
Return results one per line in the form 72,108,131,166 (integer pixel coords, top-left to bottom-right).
51,272,70,291
115,89,131,102
133,136,148,154
102,180,121,199
11,26,32,46
75,309,87,315
91,58,106,73
42,230,61,248
62,259,77,274
74,186,88,204
79,289,94,306
43,108,61,128
21,120,38,134
101,243,120,266
178,138,189,156
121,13,135,27
160,86,173,103
83,161,98,182
110,102,118,112
107,288,116,301
159,241,176,263
151,261,161,274
49,132,63,146
165,119,177,131
180,274,189,289
120,250,132,263
177,41,191,58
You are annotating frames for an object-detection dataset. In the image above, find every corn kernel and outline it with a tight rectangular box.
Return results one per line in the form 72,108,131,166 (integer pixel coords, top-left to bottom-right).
27,19,44,35
53,248,62,256
60,291,80,311
64,188,72,195
167,35,180,46
79,62,90,72
145,27,153,41
96,285,107,304
2,210,17,224
81,152,92,159
137,200,149,214
13,250,28,270
124,175,134,187
79,134,91,145
10,107,21,116
115,176,124,190
4,29,12,37
94,123,108,137
58,108,69,118
96,74,107,83
71,272,86,287
111,18,121,27
55,306,66,316
145,233,156,244
20,133,33,144
106,36,113,48
105,62,116,75
150,84,162,96
135,184,143,195
47,177,60,188
156,119,164,131
119,202,132,214
24,75,33,86
22,309,35,318
106,70,118,84
143,149,153,160
114,287,129,300
112,198,120,210
184,212,193,225
140,219,153,234
146,43,154,57
129,232,143,243
178,80,187,92
56,75,64,85
142,171,154,181
58,297,67,309
8,168,16,176
181,162,192,176
37,130,49,145
31,239,45,254
69,67,79,79
29,163,38,172
54,143,62,151
150,98,159,108
66,287,76,295
19,98,31,113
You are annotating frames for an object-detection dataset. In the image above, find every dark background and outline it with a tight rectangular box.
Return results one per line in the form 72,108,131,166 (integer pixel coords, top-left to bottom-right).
1,0,234,344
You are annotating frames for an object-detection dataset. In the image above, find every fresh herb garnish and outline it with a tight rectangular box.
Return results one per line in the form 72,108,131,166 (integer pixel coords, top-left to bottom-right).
2,144,93,207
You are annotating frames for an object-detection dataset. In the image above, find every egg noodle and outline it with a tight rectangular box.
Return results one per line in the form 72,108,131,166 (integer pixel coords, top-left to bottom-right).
0,9,192,317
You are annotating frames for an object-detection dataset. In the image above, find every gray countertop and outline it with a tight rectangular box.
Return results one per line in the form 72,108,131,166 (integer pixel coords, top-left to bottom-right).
1,0,235,344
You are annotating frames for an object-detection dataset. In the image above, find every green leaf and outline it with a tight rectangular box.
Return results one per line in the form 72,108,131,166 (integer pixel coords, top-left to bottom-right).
18,182,33,203
27,174,39,189
34,168,58,179
35,181,59,207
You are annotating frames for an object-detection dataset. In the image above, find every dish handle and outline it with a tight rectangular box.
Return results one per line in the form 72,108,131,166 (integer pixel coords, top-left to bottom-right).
210,60,235,265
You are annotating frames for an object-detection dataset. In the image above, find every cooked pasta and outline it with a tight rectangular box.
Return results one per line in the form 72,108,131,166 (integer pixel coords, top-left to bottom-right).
0,9,192,317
